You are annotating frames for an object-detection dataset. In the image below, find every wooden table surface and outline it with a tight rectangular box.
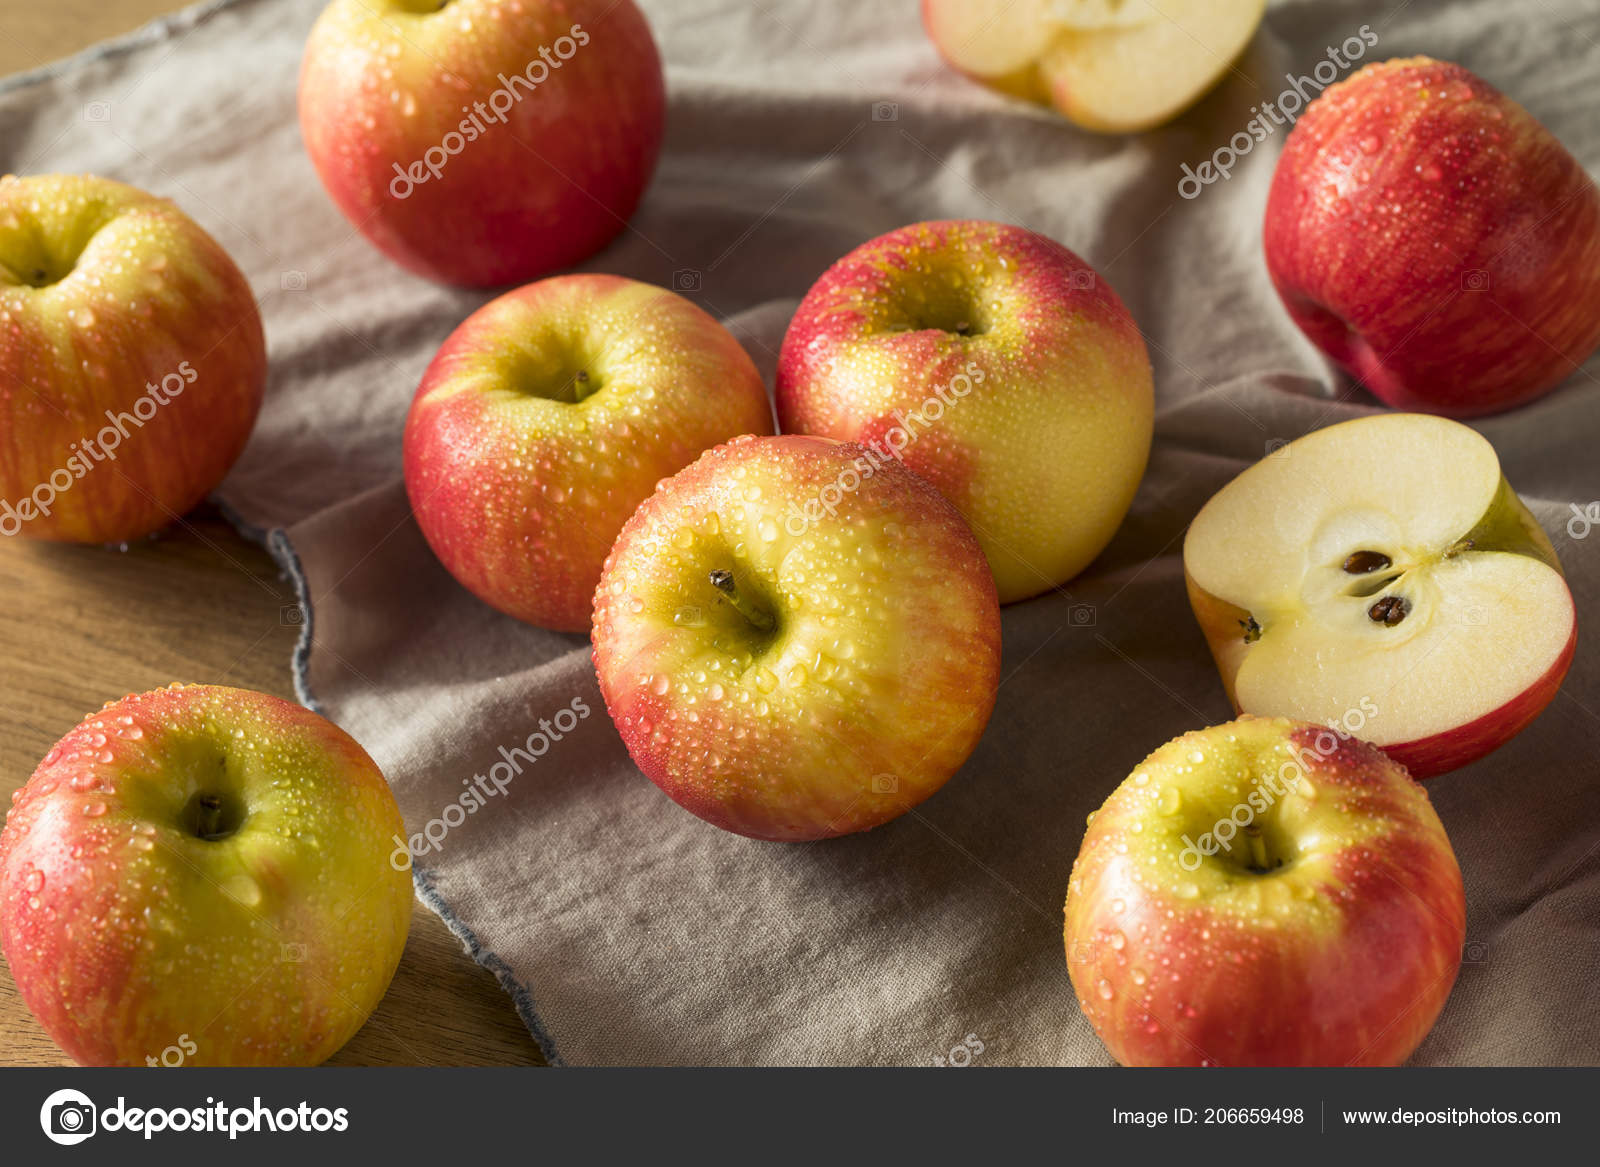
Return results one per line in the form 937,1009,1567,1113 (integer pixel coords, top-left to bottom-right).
0,1,545,1067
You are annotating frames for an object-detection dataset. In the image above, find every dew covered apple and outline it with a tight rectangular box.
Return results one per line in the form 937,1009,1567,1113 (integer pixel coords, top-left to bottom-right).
1065,716,1465,1066
299,0,665,287
0,174,265,543
1264,56,1600,416
777,220,1152,604
0,685,411,1066
592,434,1002,841
404,274,774,632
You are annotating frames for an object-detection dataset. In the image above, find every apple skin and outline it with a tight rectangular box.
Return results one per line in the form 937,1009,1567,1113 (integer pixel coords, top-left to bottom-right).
0,685,411,1066
776,219,1152,604
405,274,774,632
592,434,1002,841
299,0,664,287
1065,717,1466,1067
0,174,265,543
1264,56,1600,416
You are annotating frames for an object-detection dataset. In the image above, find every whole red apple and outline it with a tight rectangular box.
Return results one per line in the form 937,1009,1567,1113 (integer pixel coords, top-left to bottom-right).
0,174,265,543
1264,56,1600,416
405,274,774,632
592,434,1002,841
776,220,1152,603
1065,716,1465,1066
299,0,665,287
0,685,412,1066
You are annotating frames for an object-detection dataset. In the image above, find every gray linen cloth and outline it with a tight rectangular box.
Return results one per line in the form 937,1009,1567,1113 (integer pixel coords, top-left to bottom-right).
2,0,1596,1065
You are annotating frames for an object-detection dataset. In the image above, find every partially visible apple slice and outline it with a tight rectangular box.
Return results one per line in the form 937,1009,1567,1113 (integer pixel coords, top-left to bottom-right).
1184,414,1576,778
922,0,1265,133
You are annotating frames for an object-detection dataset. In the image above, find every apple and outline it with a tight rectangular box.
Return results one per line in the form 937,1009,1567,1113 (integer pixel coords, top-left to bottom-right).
591,433,1002,841
1184,413,1575,779
1264,56,1600,416
299,0,665,287
405,274,774,632
776,219,1153,604
0,685,411,1066
1066,715,1466,1066
921,0,1265,133
0,173,265,544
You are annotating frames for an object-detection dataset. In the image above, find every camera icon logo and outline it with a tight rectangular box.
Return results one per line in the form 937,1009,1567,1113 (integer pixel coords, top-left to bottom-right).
871,100,899,122
280,270,308,292
869,773,899,794
1461,269,1491,292
671,269,702,292
1069,603,1096,627
40,1088,97,1146
1463,940,1488,963
280,941,308,962
1264,438,1291,460
83,102,111,123
280,603,306,626
1068,269,1096,291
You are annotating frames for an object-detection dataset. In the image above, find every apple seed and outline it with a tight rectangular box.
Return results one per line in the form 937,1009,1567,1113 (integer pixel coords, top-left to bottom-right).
1368,595,1411,626
1342,550,1392,574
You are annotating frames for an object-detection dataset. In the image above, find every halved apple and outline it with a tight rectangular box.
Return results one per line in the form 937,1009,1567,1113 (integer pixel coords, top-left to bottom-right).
921,0,1266,133
1184,414,1576,778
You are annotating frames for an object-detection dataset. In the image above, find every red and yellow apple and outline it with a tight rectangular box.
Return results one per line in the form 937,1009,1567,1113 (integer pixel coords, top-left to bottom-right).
0,685,411,1066
404,274,773,632
592,434,1002,841
1066,716,1466,1066
299,0,665,287
0,174,265,544
1264,56,1600,416
1184,414,1575,778
776,219,1152,603
921,0,1265,133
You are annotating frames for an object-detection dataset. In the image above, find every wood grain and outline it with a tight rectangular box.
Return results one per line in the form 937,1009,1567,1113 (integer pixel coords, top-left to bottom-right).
0,2,545,1067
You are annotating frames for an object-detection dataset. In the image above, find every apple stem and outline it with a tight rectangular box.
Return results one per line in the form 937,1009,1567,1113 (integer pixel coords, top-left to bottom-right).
709,569,774,633
1245,825,1269,872
196,794,225,840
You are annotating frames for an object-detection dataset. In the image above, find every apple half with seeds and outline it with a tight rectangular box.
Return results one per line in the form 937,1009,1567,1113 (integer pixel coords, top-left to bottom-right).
921,0,1266,133
1183,414,1575,778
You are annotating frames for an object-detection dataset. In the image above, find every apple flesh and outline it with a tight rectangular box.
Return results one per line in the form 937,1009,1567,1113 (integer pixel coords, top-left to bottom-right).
405,274,774,632
1264,56,1600,416
0,685,411,1066
921,0,1266,133
592,434,1002,841
776,220,1152,604
1184,414,1575,778
1066,716,1466,1066
0,174,265,544
299,0,665,287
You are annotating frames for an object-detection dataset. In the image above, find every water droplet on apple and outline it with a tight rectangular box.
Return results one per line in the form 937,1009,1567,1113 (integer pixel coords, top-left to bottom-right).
1158,787,1182,815
82,802,107,817
23,868,43,893
1110,898,1125,914
1358,134,1382,154
1096,979,1114,1001
1131,967,1147,985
